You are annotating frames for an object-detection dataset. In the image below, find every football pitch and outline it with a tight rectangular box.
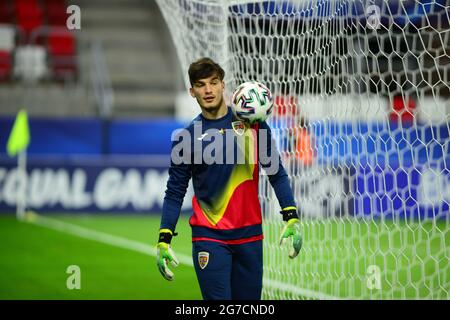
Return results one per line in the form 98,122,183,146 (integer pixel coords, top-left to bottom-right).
0,213,202,300
0,213,447,299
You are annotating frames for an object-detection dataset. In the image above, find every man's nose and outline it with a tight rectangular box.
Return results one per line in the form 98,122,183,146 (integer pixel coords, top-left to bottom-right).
205,84,212,93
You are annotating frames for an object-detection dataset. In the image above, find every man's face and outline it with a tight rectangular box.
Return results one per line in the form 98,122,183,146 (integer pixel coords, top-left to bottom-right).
189,74,225,111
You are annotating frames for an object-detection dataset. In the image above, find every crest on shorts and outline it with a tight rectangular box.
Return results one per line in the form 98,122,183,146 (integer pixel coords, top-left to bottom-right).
198,251,209,270
232,121,245,136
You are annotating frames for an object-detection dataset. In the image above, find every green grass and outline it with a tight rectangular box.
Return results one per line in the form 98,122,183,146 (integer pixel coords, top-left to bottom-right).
0,213,447,299
263,218,449,299
0,214,201,300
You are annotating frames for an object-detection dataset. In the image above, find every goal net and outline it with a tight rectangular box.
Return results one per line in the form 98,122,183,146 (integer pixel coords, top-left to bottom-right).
156,0,449,299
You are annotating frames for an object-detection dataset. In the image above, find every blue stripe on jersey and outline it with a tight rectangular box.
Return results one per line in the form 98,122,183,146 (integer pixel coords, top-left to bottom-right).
191,224,262,240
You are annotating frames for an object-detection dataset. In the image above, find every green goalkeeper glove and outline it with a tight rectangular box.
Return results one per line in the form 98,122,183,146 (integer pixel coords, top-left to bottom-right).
279,207,303,259
156,229,179,281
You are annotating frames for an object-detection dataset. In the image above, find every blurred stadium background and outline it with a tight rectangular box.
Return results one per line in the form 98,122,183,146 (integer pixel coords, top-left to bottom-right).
0,0,448,300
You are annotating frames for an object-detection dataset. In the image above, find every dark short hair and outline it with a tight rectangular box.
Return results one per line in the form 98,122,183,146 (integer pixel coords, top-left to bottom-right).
188,57,225,85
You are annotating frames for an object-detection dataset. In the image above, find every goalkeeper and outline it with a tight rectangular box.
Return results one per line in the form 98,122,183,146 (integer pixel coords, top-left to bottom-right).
157,57,302,300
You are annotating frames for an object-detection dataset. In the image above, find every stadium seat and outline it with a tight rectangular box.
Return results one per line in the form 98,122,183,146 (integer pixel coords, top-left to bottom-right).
0,50,12,81
15,0,43,42
47,30,77,81
14,45,48,82
48,30,75,55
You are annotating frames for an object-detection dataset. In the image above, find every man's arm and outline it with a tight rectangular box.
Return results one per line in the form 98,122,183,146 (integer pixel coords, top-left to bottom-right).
258,121,302,258
157,138,192,280
258,120,296,208
160,159,192,232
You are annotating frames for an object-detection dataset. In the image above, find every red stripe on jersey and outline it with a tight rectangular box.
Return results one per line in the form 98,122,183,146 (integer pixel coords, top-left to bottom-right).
192,234,264,244
189,164,262,229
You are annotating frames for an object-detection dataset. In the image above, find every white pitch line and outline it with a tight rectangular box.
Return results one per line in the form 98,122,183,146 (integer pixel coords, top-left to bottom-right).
28,213,195,266
25,212,339,300
264,279,340,300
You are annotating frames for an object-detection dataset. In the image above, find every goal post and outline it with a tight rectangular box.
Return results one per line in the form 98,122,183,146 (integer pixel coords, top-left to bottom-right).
156,0,449,299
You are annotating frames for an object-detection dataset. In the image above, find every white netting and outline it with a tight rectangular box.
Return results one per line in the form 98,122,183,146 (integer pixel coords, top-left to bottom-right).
157,0,449,299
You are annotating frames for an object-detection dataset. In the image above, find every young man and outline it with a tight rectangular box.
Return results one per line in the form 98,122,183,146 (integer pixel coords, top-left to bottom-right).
156,57,302,300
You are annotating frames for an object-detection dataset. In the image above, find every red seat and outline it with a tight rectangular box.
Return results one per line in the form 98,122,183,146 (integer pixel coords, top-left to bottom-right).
0,50,12,82
48,30,75,56
15,0,43,42
17,14,43,32
47,30,77,81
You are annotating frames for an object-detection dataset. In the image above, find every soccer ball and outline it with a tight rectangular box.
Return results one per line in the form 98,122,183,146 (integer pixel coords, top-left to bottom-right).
231,81,273,123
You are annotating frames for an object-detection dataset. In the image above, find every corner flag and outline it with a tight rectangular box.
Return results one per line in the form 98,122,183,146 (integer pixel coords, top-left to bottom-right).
7,110,30,157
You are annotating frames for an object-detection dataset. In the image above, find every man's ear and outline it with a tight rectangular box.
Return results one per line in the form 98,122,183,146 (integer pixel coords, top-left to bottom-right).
189,87,195,98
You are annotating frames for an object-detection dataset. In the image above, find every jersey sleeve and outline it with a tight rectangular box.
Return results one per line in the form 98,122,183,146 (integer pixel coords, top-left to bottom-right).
160,134,192,232
258,120,297,210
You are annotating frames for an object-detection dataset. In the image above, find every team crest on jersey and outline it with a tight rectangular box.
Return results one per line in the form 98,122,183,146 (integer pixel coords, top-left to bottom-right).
232,121,246,136
198,251,209,269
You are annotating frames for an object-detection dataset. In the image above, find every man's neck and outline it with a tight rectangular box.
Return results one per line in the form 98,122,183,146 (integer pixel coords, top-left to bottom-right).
201,103,228,120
